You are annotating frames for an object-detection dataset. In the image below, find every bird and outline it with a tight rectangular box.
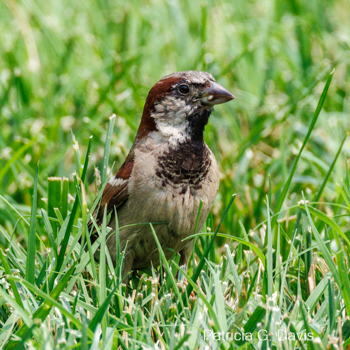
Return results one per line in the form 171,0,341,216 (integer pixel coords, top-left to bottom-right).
89,70,234,281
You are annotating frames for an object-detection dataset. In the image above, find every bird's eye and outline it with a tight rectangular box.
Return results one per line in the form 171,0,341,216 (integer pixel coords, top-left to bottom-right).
178,84,190,95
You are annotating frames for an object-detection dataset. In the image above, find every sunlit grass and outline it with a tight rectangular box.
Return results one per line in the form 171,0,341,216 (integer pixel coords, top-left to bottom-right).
1,0,350,348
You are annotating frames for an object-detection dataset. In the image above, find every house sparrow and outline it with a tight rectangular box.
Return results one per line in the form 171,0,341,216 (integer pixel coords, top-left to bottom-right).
90,71,234,280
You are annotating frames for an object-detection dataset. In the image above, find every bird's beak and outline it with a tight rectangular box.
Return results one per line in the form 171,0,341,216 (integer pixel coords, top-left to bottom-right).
200,81,235,106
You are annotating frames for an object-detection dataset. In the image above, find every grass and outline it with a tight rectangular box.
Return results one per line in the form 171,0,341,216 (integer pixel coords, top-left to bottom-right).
1,0,350,348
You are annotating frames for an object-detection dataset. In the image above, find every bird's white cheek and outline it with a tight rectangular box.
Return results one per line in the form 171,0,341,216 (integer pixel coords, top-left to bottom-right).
154,122,189,143
152,112,191,144
151,96,194,143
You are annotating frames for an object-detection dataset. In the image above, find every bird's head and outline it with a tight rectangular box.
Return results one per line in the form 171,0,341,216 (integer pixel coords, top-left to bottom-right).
136,71,235,143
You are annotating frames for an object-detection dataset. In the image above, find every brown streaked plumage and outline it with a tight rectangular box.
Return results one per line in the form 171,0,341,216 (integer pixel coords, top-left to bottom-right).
89,71,235,282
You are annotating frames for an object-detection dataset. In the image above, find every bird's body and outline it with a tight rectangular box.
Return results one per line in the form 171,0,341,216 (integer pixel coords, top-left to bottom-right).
90,71,234,279
106,136,219,272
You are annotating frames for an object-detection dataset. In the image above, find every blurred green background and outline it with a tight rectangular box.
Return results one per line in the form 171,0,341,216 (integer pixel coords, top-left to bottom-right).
1,0,350,243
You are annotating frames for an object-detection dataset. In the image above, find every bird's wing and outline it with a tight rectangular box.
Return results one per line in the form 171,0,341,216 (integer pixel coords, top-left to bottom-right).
88,155,134,237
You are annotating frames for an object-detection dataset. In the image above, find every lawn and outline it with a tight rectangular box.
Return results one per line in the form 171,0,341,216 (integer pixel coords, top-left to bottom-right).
1,0,350,348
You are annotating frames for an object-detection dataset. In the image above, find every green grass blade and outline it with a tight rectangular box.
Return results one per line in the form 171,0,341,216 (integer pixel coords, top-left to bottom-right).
336,250,350,317
172,261,222,333
314,133,347,202
0,195,29,225
47,177,62,237
88,286,118,333
0,289,33,331
48,139,92,291
224,244,241,295
60,177,69,219
244,305,266,334
207,265,227,332
81,320,89,350
149,223,184,311
185,194,236,297
0,138,37,183
81,135,93,185
4,264,85,349
272,70,334,229
99,206,108,336
185,232,265,266
53,207,64,226
25,163,39,285
298,203,350,248
338,181,350,211
305,275,329,313
101,114,116,186
40,208,57,253
302,194,340,287
300,302,316,350
328,278,335,331
0,249,24,308
282,316,307,350
173,333,191,350
82,212,98,282
194,200,204,235
48,194,80,291
266,195,273,298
